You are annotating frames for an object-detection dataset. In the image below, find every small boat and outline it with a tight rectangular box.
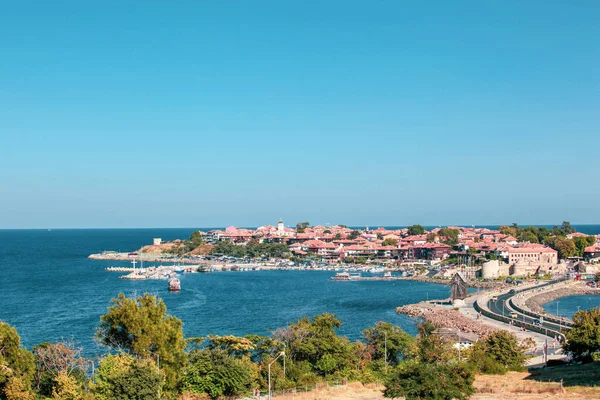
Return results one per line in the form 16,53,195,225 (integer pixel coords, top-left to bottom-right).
169,277,181,291
331,272,351,281
383,271,392,278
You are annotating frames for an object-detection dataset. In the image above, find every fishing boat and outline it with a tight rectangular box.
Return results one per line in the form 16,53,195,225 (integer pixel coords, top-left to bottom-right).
168,277,181,291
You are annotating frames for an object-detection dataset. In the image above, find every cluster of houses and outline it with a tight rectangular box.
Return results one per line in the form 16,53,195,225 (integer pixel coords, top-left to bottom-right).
199,220,600,277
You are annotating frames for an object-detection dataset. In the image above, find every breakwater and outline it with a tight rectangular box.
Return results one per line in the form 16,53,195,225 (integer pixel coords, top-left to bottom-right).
525,284,599,316
396,302,497,337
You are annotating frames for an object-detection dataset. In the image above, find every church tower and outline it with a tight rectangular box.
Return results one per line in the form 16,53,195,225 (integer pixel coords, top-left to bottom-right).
277,218,285,235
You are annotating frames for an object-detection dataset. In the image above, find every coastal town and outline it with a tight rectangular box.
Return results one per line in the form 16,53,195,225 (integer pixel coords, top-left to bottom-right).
91,220,600,283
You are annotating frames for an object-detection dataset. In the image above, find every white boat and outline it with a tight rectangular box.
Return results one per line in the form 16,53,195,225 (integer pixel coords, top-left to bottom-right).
169,277,181,291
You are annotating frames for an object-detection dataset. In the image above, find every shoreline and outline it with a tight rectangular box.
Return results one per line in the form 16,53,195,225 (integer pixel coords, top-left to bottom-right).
524,284,600,317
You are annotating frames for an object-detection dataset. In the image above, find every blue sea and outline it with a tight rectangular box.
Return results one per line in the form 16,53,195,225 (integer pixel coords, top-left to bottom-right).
0,229,451,356
1,226,599,357
543,295,600,319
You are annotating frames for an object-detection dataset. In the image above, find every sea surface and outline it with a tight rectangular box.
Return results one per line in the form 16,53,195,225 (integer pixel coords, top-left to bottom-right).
1,227,599,357
543,295,600,319
0,229,452,356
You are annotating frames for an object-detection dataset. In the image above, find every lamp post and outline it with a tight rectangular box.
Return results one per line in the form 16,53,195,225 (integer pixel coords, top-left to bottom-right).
268,351,285,400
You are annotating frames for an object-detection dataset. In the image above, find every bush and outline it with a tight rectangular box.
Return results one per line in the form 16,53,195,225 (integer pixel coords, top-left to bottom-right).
92,354,163,400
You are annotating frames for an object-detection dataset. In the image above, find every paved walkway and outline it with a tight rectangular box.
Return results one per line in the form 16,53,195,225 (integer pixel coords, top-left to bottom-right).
456,288,565,366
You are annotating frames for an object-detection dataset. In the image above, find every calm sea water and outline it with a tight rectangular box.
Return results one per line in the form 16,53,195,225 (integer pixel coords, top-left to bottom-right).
0,229,452,356
2,227,598,356
543,295,600,319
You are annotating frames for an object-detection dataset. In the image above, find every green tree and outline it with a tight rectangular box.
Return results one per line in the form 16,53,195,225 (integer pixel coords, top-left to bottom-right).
334,233,342,240
381,238,398,247
348,230,361,240
377,233,384,240
97,293,186,392
563,308,600,363
0,322,36,400
362,322,415,367
92,354,163,400
272,314,357,378
468,331,525,373
296,222,310,233
383,360,475,400
407,225,425,236
182,349,255,400
438,228,460,246
546,237,577,259
573,236,596,257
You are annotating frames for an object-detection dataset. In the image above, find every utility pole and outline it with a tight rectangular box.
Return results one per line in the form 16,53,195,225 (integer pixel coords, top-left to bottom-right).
268,352,285,400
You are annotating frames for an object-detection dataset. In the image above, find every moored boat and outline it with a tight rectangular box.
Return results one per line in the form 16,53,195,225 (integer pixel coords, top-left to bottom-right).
169,277,181,291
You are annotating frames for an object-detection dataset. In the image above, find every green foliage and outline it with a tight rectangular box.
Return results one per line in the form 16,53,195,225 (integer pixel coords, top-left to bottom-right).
348,230,361,240
383,360,475,400
407,225,425,236
92,354,163,400
182,349,255,400
362,322,415,367
211,241,290,259
381,238,398,247
33,341,88,396
377,233,384,240
205,335,255,358
546,237,577,259
563,308,600,363
272,313,357,378
416,322,455,364
573,236,596,257
438,228,460,246
97,293,187,392
470,331,526,372
334,233,342,240
295,222,310,233
0,322,36,400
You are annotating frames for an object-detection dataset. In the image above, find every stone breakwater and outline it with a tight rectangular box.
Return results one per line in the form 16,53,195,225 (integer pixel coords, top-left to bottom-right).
525,285,600,315
396,303,497,337
406,275,504,289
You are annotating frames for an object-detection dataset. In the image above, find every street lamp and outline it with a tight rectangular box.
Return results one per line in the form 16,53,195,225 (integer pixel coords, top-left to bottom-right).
268,351,285,400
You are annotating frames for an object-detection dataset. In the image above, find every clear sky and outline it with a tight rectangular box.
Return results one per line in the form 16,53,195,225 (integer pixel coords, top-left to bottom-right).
1,1,598,228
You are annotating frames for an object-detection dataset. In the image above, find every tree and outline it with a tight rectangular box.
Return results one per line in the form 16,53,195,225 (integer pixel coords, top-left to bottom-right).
381,238,398,247
0,322,36,400
272,314,357,378
384,360,474,400
348,230,361,240
426,233,437,243
324,229,332,234
182,349,255,400
334,233,342,240
563,308,600,363
377,233,384,240
97,293,186,391
407,225,425,236
92,354,163,400
51,372,94,400
573,236,596,257
33,341,88,396
362,322,415,367
438,228,459,246
296,222,310,233
468,331,526,373
546,237,576,260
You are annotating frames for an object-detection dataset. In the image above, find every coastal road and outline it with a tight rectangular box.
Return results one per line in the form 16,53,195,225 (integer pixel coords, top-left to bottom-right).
487,292,566,335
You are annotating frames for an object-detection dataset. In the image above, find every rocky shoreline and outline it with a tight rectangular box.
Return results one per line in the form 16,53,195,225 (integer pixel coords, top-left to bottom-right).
396,302,497,337
405,275,505,289
525,285,600,315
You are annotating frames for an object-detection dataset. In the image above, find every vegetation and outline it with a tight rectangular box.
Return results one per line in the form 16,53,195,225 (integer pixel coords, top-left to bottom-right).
563,308,600,363
381,238,398,247
1,292,538,400
407,224,425,235
348,230,361,240
499,221,594,259
295,222,310,233
97,293,187,391
210,241,290,259
468,331,527,374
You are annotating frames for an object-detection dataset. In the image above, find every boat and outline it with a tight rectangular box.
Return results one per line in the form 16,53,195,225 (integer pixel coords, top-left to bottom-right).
331,272,351,281
169,277,181,291
383,271,392,278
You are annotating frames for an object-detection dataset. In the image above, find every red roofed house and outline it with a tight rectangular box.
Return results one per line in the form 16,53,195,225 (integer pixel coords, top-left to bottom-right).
584,246,600,262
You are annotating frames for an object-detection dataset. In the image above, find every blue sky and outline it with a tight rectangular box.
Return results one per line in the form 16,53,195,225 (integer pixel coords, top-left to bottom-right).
1,1,598,228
